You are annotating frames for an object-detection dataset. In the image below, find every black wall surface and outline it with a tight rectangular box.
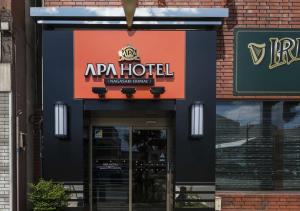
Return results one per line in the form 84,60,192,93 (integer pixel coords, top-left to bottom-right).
43,31,84,181
175,31,216,184
42,29,216,192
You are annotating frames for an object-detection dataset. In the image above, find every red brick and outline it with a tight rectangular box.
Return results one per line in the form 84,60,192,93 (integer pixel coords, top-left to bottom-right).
217,193,300,211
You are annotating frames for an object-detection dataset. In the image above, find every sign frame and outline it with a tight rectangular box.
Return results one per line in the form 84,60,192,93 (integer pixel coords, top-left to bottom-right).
234,28,300,96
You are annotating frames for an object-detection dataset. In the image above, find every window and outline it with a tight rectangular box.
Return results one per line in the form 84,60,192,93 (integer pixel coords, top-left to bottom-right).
216,101,300,190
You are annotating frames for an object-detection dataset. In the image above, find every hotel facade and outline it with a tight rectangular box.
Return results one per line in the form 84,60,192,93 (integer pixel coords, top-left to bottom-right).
2,0,300,210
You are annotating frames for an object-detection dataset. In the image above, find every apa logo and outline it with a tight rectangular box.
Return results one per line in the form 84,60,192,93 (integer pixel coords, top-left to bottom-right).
118,45,140,61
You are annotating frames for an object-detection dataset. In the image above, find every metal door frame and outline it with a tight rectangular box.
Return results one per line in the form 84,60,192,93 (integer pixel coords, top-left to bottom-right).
89,117,174,211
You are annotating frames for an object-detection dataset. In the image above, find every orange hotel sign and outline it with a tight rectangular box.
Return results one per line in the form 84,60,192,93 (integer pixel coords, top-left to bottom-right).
74,30,185,99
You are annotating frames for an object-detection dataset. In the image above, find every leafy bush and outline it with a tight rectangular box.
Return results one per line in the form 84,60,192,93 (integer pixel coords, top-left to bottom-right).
28,179,70,211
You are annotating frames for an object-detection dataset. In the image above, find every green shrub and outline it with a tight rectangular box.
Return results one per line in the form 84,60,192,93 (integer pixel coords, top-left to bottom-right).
28,179,70,211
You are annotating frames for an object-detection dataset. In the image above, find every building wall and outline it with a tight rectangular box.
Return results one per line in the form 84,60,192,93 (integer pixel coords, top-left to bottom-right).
9,0,40,209
0,7,12,211
0,83,11,210
41,0,300,210
217,192,300,211
0,93,11,211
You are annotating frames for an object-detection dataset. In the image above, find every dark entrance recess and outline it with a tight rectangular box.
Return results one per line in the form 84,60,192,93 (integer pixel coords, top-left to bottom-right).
42,30,216,210
91,126,168,211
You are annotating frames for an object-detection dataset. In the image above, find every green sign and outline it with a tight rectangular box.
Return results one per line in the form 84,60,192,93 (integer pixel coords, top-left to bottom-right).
234,29,300,95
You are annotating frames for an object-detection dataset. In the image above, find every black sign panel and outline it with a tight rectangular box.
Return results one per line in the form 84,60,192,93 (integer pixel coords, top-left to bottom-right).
104,78,154,86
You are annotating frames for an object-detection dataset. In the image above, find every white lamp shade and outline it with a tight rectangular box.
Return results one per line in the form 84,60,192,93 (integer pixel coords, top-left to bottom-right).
54,102,68,138
191,102,204,137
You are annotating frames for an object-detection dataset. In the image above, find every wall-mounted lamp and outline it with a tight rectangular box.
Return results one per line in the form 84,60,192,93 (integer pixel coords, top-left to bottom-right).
190,101,204,138
54,101,68,139
92,87,107,98
121,87,136,98
150,87,165,97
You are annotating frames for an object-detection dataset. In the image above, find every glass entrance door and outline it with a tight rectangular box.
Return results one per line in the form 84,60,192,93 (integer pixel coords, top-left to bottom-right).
92,126,130,211
132,129,167,211
91,123,172,211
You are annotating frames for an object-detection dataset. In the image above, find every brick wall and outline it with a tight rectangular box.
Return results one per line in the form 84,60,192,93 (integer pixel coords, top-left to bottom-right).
0,93,10,211
215,0,300,100
217,192,300,211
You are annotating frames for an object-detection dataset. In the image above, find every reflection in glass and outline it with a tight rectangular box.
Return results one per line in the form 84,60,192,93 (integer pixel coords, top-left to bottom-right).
92,127,129,211
92,127,169,210
174,185,215,209
216,101,300,190
216,102,265,189
282,102,300,189
132,129,167,211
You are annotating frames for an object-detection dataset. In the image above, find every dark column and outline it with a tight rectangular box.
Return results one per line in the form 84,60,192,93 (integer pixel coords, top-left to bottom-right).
175,31,216,209
42,30,84,181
